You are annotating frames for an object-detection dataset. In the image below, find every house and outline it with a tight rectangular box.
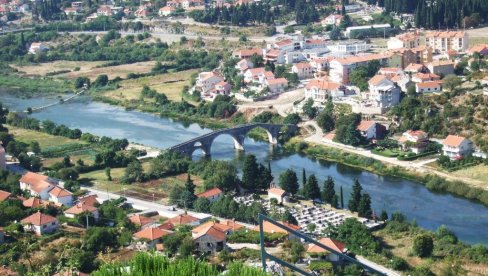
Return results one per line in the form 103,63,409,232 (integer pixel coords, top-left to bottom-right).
425,31,469,53
96,5,113,16
214,82,232,95
232,48,262,59
244,67,266,83
264,49,285,64
77,194,99,207
191,221,235,236
235,59,254,74
427,60,455,76
133,227,172,250
258,71,275,85
64,203,99,221
0,190,13,202
128,214,156,229
442,135,473,160
357,121,386,140
0,144,5,169
28,42,49,55
467,44,488,56
378,67,403,77
220,220,245,232
307,238,347,262
359,75,401,114
291,62,313,79
267,187,288,204
159,6,175,16
192,224,226,253
411,73,440,83
310,57,332,72
48,186,73,206
387,32,420,50
196,71,224,93
19,172,57,200
328,53,392,84
64,7,81,15
196,187,223,203
305,79,342,102
415,81,442,93
252,221,301,240
404,63,429,74
266,78,288,93
398,130,429,154
167,214,200,227
321,14,343,26
21,211,58,235
22,197,53,208
410,46,434,64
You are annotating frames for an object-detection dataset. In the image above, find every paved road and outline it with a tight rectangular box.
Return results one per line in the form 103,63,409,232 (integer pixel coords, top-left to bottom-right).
356,255,401,276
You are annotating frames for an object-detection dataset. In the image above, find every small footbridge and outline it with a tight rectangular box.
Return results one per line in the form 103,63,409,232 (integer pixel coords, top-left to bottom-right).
167,123,298,158
26,89,85,113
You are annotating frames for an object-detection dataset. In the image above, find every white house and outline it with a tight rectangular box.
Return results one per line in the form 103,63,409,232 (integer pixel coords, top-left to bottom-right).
48,186,73,206
411,73,440,83
427,60,455,76
196,187,223,203
305,79,342,102
415,81,442,93
235,59,254,74
244,67,266,83
267,187,288,204
159,6,175,16
28,42,49,55
196,71,224,93
266,78,288,93
64,203,100,221
442,135,473,160
19,172,57,200
321,14,343,26
398,130,429,154
425,31,469,53
291,62,313,79
307,238,347,263
387,32,420,50
357,121,379,140
362,75,401,113
214,81,232,95
21,211,58,235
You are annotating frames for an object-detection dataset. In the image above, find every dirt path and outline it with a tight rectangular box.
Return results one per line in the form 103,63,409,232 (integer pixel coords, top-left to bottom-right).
237,88,304,117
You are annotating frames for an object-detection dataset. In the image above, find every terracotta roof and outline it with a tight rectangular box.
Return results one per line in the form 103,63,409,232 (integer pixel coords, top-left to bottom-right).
192,221,232,234
0,190,12,201
78,194,99,207
264,71,275,78
333,53,391,66
234,48,262,57
405,130,427,138
428,60,455,67
425,31,465,38
468,44,488,53
413,73,440,81
133,227,172,241
267,78,288,85
19,172,53,193
23,197,52,208
294,62,312,69
129,214,156,226
246,67,266,75
265,49,281,57
357,121,375,132
404,63,425,72
196,187,223,199
307,238,346,253
306,79,340,90
167,214,199,225
368,75,389,86
268,187,286,197
192,225,226,241
21,211,57,226
65,203,97,215
252,221,301,234
158,221,175,230
416,81,441,89
275,39,293,47
49,186,72,198
442,135,467,147
323,132,336,140
221,220,245,231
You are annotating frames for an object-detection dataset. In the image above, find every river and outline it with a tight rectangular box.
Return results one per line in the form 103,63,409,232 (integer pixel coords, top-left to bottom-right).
1,94,487,246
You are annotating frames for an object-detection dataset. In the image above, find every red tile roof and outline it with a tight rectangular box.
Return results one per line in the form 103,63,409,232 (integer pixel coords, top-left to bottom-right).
19,172,53,193
357,121,375,132
368,75,389,86
129,214,156,227
267,78,288,85
65,203,97,215
442,135,467,147
268,187,286,197
78,194,99,207
192,221,232,234
306,79,340,90
416,81,441,89
133,227,172,241
0,190,12,201
196,188,223,199
21,211,57,226
307,238,346,253
192,225,226,241
252,221,301,234
49,186,72,198
23,197,52,208
167,214,199,225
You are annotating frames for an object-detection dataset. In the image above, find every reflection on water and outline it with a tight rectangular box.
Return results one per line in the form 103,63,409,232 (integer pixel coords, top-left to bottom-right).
1,94,488,246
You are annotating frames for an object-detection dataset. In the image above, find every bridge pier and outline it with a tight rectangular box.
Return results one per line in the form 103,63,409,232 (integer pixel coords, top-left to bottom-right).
232,134,246,151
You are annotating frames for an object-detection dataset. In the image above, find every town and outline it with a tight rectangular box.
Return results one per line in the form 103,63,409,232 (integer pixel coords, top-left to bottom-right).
0,0,488,275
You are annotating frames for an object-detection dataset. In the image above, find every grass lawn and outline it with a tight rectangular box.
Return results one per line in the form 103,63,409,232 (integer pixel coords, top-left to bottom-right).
11,61,104,78
372,148,400,158
451,164,488,186
7,125,86,149
102,69,197,103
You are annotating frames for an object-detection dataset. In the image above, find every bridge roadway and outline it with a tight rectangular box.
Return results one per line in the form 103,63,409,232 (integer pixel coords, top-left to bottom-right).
168,123,298,158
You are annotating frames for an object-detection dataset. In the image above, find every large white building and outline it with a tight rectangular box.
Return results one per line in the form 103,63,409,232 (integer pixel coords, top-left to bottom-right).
196,71,224,93
425,31,469,53
305,78,342,102
387,32,421,50
328,53,392,84
19,172,73,206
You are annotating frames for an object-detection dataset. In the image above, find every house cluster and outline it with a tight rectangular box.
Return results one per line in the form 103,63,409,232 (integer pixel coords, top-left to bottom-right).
322,120,387,142
0,0,29,15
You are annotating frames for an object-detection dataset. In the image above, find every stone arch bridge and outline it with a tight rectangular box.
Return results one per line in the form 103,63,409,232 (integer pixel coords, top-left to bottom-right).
167,123,298,158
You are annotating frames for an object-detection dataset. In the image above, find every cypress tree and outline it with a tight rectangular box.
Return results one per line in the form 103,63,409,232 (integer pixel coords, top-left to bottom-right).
185,173,195,195
303,174,321,200
302,168,306,187
340,186,344,209
348,179,362,212
322,176,336,204
357,193,372,218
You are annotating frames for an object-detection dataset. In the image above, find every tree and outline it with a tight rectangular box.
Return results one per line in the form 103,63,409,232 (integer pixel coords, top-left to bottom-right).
302,98,318,119
348,179,362,212
357,193,372,218
340,186,344,208
29,141,41,155
334,113,363,146
83,227,118,253
316,109,335,132
380,210,388,221
105,167,112,181
413,234,434,257
322,176,336,204
194,197,211,213
241,155,259,191
302,168,306,187
122,161,145,184
303,174,320,200
184,174,196,195
279,169,299,195
307,223,316,233
442,74,462,93
93,74,109,87
178,236,195,257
